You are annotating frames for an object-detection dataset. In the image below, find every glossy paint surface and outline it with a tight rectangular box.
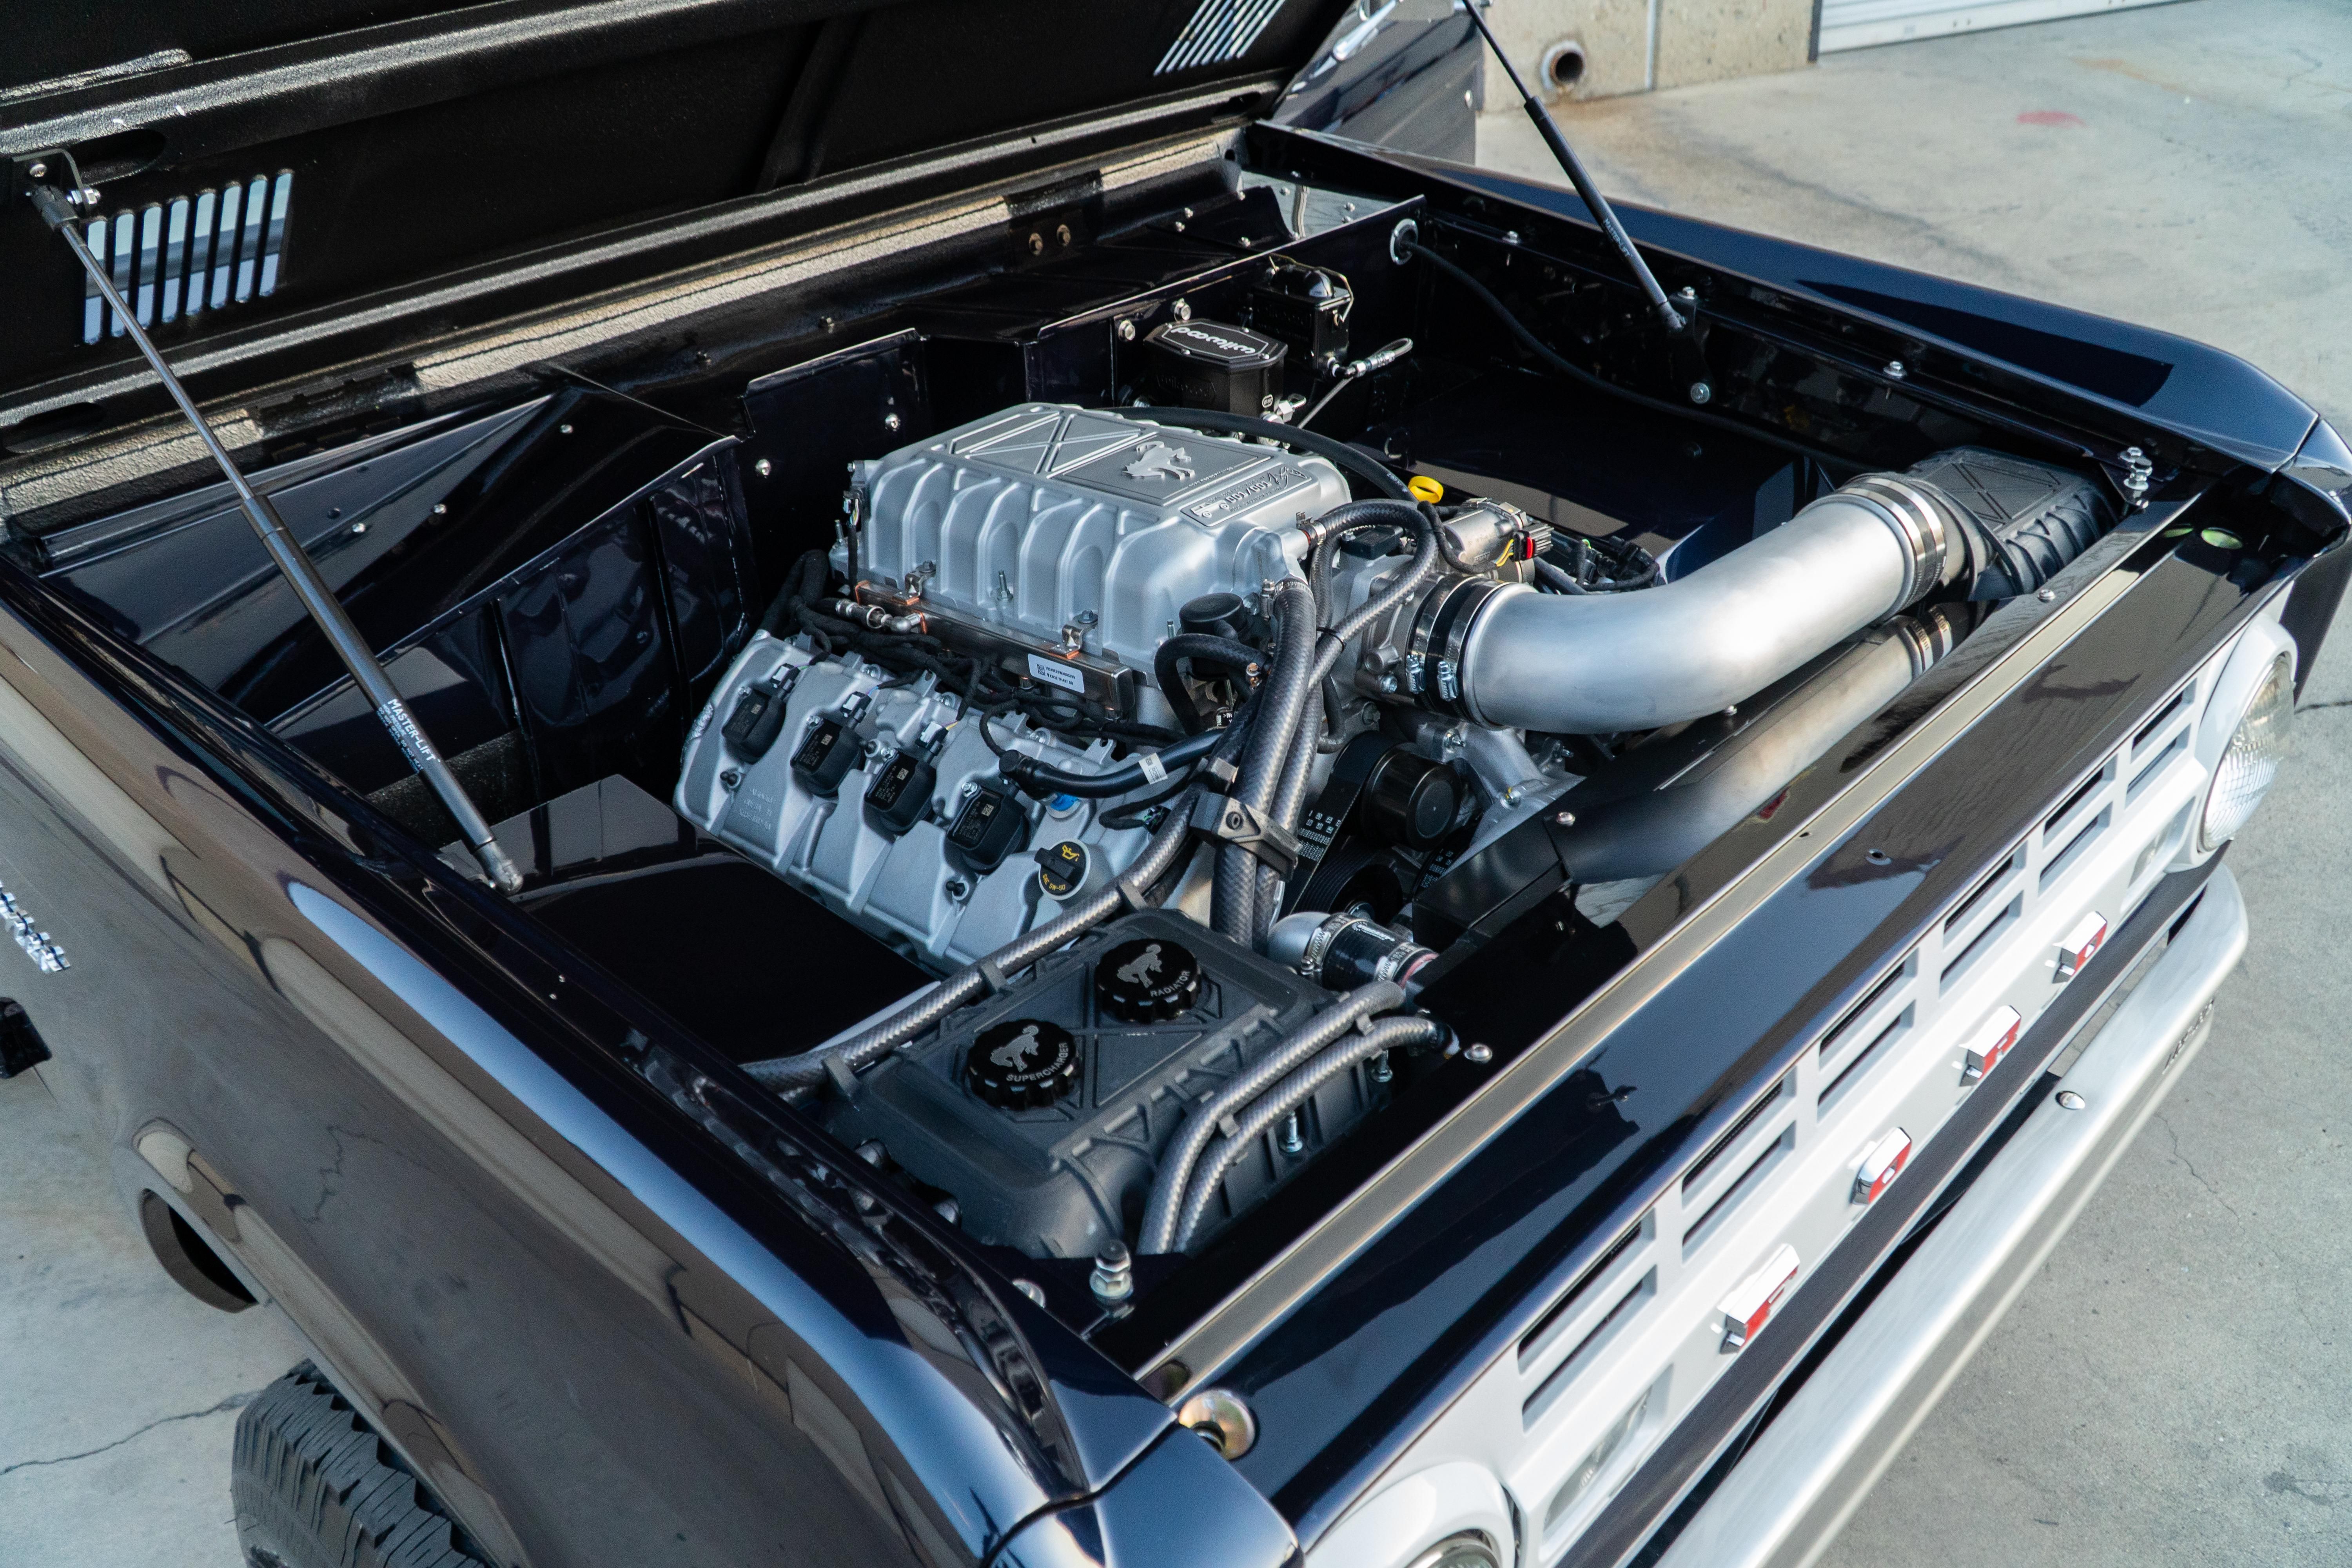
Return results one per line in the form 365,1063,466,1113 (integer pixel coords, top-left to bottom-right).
0,87,2341,1568
1203,526,2296,1534
0,540,1220,1561
1253,128,2321,477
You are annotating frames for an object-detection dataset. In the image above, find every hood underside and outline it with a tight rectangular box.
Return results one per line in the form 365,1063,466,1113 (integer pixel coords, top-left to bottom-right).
0,0,1356,416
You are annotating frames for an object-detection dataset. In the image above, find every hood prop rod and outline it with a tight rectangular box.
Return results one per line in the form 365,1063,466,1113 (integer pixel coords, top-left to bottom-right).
25,178,525,894
1458,3,1714,403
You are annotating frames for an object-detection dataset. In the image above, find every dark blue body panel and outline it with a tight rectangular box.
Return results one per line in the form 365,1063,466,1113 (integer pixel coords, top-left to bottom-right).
1,28,2346,1568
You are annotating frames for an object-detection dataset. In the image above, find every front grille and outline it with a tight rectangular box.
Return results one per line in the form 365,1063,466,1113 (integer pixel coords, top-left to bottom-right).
80,171,292,345
1374,657,2216,1564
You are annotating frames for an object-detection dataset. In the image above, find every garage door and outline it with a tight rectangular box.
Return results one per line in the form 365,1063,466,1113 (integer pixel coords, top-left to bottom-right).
1818,0,2181,53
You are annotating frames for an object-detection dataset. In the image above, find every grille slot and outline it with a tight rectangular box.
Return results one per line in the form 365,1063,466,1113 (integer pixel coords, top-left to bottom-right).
1944,847,2023,941
2128,729,2189,802
1941,894,2020,990
1521,1269,1657,1427
1520,1214,1653,1371
1682,1075,1793,1200
1820,955,1914,1063
2042,759,2116,843
1819,1005,1912,1112
1683,1125,1794,1255
2040,806,2112,891
2133,682,2193,754
80,171,292,344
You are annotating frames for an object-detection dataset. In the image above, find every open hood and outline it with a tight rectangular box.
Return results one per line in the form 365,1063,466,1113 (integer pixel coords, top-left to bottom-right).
0,0,1357,418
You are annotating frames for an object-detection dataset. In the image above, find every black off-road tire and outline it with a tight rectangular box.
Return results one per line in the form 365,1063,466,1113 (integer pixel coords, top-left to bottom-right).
232,1363,490,1568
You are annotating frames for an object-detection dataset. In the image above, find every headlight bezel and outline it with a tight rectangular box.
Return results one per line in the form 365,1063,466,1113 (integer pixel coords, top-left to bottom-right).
2187,617,2298,860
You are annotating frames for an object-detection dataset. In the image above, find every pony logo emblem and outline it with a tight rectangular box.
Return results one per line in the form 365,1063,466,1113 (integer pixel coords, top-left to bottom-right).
1116,942,1164,986
1122,443,1196,484
991,1023,1045,1070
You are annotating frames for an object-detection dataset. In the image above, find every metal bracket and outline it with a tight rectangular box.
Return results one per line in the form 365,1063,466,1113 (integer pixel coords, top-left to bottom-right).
1190,794,1300,877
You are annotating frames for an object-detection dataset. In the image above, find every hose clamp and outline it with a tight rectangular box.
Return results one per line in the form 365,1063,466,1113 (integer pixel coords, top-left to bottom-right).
1405,576,1512,719
1841,474,1957,608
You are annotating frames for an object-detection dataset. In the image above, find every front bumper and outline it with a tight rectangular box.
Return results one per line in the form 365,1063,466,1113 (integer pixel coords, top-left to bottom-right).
1657,864,2249,1568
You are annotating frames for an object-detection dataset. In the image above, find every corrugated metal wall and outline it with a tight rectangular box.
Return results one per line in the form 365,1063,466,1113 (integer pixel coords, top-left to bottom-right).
1818,0,2181,54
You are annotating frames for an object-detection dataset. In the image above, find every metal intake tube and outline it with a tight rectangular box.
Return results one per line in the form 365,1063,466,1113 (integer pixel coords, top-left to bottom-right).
1453,477,1957,735
1555,613,1962,884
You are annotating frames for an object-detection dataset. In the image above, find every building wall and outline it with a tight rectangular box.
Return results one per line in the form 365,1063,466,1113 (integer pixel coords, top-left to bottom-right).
1477,0,1816,102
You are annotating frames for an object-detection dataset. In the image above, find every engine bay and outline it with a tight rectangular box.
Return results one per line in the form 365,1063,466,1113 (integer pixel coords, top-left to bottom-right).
18,158,2126,1323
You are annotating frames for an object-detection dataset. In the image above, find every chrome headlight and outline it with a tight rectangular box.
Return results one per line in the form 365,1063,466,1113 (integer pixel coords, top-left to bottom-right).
2195,620,2298,854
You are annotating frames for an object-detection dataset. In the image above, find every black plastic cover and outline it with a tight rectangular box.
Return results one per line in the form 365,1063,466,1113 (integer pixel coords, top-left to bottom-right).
864,748,936,836
1145,320,1289,416
827,909,1365,1259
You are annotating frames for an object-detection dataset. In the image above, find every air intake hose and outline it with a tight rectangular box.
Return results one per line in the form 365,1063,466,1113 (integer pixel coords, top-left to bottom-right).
1443,450,2110,735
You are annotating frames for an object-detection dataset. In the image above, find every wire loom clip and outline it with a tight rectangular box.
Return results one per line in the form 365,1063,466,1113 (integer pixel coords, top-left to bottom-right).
1190,795,1300,877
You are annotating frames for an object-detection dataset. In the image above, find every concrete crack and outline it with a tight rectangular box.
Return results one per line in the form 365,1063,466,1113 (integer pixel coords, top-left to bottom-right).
2156,1112,2241,1216
307,1122,426,1224
0,1391,256,1479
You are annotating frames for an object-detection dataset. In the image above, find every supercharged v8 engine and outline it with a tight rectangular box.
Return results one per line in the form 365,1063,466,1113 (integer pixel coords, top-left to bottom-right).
676,392,2113,1270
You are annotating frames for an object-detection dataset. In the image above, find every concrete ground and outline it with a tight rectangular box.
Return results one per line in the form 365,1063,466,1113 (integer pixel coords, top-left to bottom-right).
1479,1,2352,1562
2,4,2347,1565
0,1073,310,1565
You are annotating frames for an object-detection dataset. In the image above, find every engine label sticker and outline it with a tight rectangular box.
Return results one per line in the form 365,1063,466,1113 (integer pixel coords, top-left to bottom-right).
1027,653,1087,694
1185,463,1311,524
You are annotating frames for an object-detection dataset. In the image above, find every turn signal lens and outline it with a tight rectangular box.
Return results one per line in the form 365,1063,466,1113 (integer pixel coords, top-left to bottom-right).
2199,649,2293,851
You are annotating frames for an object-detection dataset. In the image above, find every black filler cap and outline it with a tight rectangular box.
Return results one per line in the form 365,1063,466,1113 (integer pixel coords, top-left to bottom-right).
965,1018,1081,1109
1095,935,1203,1024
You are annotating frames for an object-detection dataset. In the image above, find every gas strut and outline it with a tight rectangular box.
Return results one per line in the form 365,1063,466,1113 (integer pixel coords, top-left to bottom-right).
25,178,525,894
1458,2,1713,402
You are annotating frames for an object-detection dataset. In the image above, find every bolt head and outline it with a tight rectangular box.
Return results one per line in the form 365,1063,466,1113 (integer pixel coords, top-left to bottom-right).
2056,1089,2087,1111
884,412,902,431
1172,299,1192,321
25,162,44,178
1176,1388,1258,1459
558,423,574,435
2036,586,2059,603
1464,1043,1493,1064
1117,318,1137,341
753,457,773,477
1886,359,1906,379
1689,381,1713,405
432,503,448,516
1553,809,1576,826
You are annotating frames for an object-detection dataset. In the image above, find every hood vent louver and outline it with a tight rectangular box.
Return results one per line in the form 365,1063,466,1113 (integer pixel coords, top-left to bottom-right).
81,171,292,345
1155,0,1290,74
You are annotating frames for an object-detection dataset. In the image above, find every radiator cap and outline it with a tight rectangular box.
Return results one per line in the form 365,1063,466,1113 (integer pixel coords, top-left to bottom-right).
1096,936,1203,1023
